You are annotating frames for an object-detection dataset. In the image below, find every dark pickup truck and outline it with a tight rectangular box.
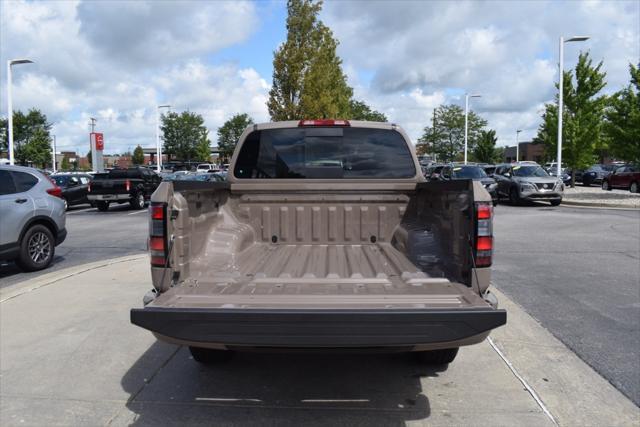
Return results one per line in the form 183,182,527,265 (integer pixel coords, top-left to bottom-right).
88,167,161,211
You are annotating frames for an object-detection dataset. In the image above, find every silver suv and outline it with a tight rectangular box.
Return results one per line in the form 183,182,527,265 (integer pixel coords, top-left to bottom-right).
494,162,564,206
0,165,67,271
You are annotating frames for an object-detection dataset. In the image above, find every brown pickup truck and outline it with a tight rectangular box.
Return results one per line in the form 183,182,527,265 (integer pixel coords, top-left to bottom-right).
131,120,506,365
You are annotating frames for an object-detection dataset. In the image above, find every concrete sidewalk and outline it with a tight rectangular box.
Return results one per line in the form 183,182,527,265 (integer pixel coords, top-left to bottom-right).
563,186,640,209
1,256,638,426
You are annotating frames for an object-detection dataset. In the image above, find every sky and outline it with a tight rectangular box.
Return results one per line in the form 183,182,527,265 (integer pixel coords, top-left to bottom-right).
0,0,638,156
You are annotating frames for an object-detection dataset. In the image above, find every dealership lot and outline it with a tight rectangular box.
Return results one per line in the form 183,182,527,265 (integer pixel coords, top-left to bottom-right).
1,203,639,425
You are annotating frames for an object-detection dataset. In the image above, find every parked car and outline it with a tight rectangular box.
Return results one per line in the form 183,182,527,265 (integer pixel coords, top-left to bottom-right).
548,168,572,186
482,165,497,176
88,167,162,211
51,173,92,210
494,162,564,206
582,164,617,186
131,120,506,366
425,164,445,181
196,163,219,173
440,164,498,205
0,165,67,271
602,164,640,193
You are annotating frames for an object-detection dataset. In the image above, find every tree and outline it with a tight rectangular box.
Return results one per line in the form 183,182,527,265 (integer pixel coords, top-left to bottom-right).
0,117,7,152
161,111,210,162
0,109,52,166
195,138,211,162
217,113,254,161
61,156,70,171
473,130,501,164
132,145,145,165
268,0,353,120
535,52,607,186
87,150,92,168
417,105,487,162
605,63,640,164
349,100,387,122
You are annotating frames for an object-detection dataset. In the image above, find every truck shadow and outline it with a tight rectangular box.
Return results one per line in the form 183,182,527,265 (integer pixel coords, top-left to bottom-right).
121,342,446,425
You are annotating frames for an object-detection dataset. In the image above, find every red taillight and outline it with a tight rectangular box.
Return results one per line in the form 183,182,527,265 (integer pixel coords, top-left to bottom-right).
46,186,63,198
149,202,169,267
475,202,493,267
125,179,131,192
298,119,350,127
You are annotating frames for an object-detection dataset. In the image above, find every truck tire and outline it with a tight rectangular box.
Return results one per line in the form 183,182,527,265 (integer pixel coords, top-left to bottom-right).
16,224,55,272
96,201,109,211
415,348,459,365
189,346,234,364
130,192,145,210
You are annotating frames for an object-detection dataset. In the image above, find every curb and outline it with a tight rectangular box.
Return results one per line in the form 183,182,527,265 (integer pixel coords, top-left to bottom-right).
560,199,640,210
0,254,147,303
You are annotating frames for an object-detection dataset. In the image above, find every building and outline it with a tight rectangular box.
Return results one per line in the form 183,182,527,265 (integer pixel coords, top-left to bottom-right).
503,141,545,163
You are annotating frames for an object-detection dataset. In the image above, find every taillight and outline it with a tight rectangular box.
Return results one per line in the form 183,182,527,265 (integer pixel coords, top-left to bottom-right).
149,202,168,267
298,119,350,127
475,202,493,267
125,179,131,192
46,186,63,198
87,182,91,192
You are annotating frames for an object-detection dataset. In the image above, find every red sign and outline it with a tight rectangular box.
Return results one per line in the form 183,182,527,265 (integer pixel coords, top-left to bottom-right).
93,133,104,151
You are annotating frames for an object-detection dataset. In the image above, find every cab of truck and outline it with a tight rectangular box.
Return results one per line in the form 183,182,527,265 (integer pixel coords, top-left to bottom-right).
131,120,506,365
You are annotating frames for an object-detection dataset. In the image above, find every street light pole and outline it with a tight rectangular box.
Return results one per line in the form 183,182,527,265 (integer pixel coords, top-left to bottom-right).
557,35,589,178
464,93,481,164
516,129,522,162
6,59,34,165
51,135,57,173
156,105,171,173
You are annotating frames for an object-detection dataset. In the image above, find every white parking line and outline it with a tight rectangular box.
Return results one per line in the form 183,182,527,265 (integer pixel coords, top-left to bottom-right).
127,210,148,215
66,207,94,214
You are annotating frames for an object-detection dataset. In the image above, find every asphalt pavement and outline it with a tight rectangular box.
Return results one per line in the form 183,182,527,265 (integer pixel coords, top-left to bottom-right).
492,202,640,406
0,203,148,289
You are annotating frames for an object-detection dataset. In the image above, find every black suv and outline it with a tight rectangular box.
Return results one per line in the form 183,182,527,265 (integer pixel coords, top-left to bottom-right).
51,173,92,210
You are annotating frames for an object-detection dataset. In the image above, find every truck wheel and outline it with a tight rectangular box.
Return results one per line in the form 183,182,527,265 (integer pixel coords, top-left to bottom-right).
130,192,145,210
96,201,109,211
415,348,459,365
16,224,55,272
189,346,234,364
509,188,520,206
550,199,562,206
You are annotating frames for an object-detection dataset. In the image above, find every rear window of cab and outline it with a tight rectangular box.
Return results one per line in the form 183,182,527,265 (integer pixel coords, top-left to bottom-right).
233,127,416,179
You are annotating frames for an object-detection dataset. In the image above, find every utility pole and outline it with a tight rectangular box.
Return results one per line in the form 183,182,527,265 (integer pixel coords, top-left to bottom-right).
89,117,97,172
516,129,522,162
51,135,57,173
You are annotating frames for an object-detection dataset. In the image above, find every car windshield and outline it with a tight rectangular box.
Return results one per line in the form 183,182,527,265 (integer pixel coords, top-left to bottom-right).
452,166,487,179
512,165,549,177
234,127,416,179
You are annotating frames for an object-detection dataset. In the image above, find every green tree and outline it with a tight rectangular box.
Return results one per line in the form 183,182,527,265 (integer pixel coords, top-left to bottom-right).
417,105,487,162
0,109,52,166
87,150,92,168
605,63,640,164
0,117,7,152
349,100,387,122
217,113,254,160
161,111,210,162
535,52,607,186
268,0,352,120
132,145,145,165
61,156,70,171
473,129,501,163
195,138,211,162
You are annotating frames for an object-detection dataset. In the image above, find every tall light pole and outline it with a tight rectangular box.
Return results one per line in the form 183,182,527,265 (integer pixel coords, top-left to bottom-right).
156,104,171,172
516,129,522,162
557,35,589,177
51,135,57,173
7,59,34,165
464,93,481,164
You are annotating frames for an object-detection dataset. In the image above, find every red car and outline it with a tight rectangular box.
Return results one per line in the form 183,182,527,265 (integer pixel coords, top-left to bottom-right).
602,164,639,193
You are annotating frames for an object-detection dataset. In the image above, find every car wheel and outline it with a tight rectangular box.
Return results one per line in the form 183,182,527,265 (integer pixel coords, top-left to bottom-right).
415,348,459,365
130,192,145,210
602,180,611,191
509,187,520,205
630,182,639,193
96,201,109,211
189,346,234,364
16,224,55,272
62,197,68,211
550,199,562,206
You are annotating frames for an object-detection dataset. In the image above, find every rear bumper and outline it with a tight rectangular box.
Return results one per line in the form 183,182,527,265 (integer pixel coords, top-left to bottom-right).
130,307,506,348
88,194,130,201
56,228,67,246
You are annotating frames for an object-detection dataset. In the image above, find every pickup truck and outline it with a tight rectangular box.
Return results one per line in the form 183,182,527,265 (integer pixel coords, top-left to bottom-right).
131,120,506,365
88,167,161,211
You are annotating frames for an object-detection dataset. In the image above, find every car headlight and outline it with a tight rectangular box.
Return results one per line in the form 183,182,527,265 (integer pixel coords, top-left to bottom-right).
521,182,536,192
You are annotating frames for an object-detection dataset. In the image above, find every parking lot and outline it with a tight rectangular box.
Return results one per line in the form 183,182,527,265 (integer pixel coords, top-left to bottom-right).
1,201,638,425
